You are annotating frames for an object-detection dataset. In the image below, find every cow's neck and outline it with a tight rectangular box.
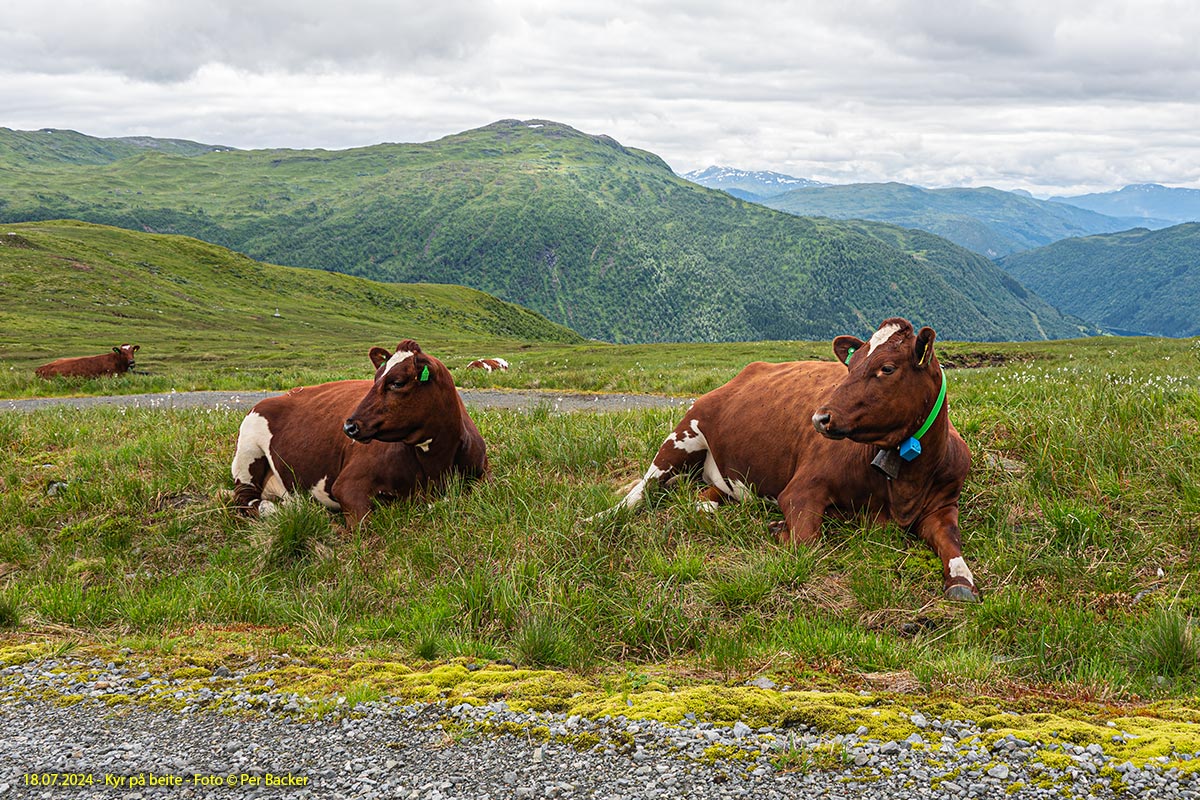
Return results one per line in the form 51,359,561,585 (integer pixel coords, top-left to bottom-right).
407,393,466,462
881,400,951,526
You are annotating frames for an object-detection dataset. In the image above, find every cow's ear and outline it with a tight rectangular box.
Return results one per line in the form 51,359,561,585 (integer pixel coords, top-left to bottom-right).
132,345,140,352
414,354,433,383
112,346,121,354
914,326,937,368
833,336,865,368
369,347,391,369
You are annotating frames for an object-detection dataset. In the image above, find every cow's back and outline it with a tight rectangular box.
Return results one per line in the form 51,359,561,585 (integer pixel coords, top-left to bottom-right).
249,380,389,491
687,360,849,497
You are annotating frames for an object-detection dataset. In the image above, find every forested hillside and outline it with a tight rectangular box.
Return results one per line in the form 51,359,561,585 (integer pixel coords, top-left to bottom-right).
0,121,1090,342
997,223,1200,337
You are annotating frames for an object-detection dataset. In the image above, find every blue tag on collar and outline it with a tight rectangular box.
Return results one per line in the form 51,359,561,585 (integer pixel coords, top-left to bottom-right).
899,437,921,461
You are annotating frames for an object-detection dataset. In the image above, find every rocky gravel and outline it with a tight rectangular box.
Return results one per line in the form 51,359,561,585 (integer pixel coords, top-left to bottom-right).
3,656,1197,799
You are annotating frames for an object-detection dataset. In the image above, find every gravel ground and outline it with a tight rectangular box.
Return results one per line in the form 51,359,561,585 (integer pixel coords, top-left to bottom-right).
2,656,1197,799
1,390,689,415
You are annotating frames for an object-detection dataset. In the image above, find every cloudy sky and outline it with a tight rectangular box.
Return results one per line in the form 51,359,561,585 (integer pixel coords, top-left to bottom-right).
3,0,1198,196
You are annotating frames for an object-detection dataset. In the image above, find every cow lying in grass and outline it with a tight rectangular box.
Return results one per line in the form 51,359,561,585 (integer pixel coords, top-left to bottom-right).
35,344,139,379
609,318,978,602
232,340,489,526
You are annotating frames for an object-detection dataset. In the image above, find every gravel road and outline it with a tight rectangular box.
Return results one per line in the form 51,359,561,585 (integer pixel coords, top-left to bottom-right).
1,389,689,415
2,655,1196,800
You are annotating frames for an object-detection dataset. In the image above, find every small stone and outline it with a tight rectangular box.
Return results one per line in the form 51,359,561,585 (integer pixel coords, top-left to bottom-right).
855,726,869,737
745,677,777,690
880,741,901,755
213,665,233,678
732,721,752,739
987,764,1010,780
910,712,928,729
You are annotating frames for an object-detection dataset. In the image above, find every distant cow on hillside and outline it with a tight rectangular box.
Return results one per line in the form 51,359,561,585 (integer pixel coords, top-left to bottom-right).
232,339,489,526
605,317,978,601
466,358,510,372
35,344,140,379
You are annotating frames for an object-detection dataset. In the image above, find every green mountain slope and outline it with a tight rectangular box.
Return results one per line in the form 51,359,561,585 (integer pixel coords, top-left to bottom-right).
0,220,580,376
0,127,230,166
0,120,1089,342
996,223,1200,337
761,182,1161,258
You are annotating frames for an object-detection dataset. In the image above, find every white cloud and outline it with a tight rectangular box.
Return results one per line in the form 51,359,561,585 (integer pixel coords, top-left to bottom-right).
2,0,1198,195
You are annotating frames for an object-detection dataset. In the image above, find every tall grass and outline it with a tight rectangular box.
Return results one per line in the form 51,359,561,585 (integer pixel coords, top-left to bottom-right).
0,337,1198,698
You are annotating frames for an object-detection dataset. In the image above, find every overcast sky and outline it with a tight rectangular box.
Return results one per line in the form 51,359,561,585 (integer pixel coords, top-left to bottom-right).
3,0,1198,196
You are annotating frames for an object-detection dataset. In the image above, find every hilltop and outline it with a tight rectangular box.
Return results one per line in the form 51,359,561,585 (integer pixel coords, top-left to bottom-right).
1051,183,1200,225
0,120,1089,342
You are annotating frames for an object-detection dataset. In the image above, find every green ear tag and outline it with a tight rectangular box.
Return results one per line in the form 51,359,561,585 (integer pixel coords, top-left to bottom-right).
844,347,856,365
419,365,430,383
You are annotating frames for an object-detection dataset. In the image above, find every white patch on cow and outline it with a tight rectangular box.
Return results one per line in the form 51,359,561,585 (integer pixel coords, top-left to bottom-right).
619,464,665,509
383,349,415,375
948,557,975,585
310,477,341,511
258,499,279,516
481,362,493,372
415,438,433,452
866,322,903,355
494,358,510,369
670,419,708,453
695,500,720,513
231,412,274,484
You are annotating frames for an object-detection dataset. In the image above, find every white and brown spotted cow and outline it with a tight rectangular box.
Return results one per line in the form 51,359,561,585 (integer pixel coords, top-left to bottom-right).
232,340,489,526
609,318,978,601
466,358,509,372
35,344,139,379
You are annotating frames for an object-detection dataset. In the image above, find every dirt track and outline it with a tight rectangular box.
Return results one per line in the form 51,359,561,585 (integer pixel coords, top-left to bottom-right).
1,388,691,414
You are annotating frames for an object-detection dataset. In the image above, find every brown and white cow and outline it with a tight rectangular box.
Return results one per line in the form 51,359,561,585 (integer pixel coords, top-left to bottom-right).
466,358,510,372
232,340,489,526
609,318,978,601
35,344,140,379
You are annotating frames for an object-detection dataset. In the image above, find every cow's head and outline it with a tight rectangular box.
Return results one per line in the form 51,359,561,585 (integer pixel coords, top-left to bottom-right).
343,340,452,444
114,344,139,371
812,318,942,449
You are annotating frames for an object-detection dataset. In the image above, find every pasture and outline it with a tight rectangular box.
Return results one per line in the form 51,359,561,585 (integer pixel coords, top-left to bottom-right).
1,333,1198,707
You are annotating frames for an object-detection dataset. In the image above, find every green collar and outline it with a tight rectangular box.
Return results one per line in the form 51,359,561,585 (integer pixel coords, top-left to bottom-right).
912,369,947,441
898,369,947,462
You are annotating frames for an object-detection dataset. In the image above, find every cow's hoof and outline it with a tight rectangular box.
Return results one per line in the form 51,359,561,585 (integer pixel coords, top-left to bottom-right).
944,584,979,603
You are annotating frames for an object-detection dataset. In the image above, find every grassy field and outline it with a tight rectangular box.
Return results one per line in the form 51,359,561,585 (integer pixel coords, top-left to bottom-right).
2,330,1198,706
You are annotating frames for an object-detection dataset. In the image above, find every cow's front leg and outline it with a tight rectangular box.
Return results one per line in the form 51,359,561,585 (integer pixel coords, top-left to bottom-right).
773,479,827,545
917,505,979,602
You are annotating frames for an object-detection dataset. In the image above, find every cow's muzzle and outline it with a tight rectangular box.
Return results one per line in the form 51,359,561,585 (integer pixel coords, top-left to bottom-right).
812,411,848,439
343,419,364,440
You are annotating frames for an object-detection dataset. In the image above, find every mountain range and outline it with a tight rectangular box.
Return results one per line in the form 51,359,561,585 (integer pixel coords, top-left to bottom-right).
683,169,1174,258
1048,184,1200,226
997,223,1200,338
680,166,828,201
0,121,1090,343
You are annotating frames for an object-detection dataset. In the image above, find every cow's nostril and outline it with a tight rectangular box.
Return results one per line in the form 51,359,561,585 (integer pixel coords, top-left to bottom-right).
812,412,831,431
343,420,361,439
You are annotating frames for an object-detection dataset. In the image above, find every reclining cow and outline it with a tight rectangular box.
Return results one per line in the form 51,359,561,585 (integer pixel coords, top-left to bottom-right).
608,318,978,601
232,340,489,526
35,344,139,379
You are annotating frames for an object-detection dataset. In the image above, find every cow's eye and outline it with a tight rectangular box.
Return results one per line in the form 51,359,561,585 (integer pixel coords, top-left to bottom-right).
388,379,406,390
880,364,896,375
